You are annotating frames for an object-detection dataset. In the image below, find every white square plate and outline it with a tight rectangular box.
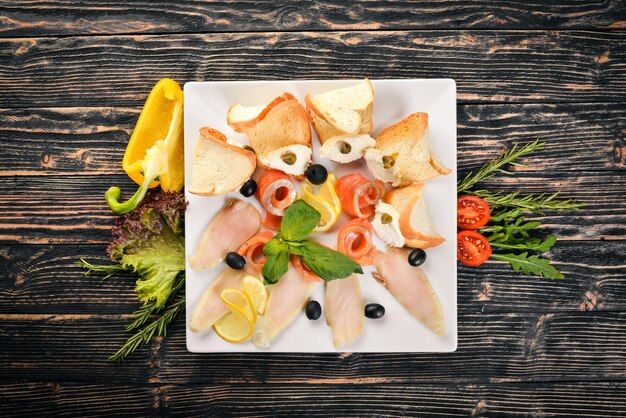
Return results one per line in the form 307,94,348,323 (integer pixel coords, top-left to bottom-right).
184,79,457,352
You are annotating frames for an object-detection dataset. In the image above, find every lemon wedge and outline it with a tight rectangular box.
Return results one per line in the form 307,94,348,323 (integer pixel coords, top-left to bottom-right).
214,288,257,343
213,309,253,343
242,275,268,315
301,173,341,232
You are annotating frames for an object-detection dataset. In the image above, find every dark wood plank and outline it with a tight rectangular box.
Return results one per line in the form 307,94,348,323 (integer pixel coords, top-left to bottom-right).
1,1,624,37
164,382,626,417
3,312,626,384
0,382,154,417
1,381,625,418
1,31,624,107
2,241,625,314
1,103,623,176
0,171,623,244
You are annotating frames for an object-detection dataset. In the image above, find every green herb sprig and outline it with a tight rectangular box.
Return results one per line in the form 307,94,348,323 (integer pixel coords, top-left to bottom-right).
458,140,584,279
262,200,363,284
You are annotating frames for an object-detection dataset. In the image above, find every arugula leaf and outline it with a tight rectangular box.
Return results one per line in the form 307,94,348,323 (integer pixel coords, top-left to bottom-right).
280,200,321,241
490,235,557,252
297,240,363,281
491,252,564,279
262,249,290,284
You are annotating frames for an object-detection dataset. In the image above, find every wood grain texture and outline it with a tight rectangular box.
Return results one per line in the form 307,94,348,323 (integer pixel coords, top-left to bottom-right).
1,103,624,176
1,31,624,107
2,313,626,384
2,241,625,314
1,381,625,418
1,0,624,37
0,171,623,244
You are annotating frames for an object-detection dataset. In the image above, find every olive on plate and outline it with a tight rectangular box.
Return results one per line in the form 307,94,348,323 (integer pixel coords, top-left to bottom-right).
305,300,322,320
365,303,385,319
408,248,426,267
225,252,246,270
239,179,257,197
305,164,328,185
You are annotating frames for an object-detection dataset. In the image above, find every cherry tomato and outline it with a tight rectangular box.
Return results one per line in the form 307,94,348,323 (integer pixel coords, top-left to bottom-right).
457,195,491,230
457,230,492,267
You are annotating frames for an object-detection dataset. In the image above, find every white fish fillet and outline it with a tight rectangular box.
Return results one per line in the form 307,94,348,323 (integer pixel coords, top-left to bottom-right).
189,199,261,271
325,274,364,349
253,264,316,348
189,268,248,332
372,248,445,336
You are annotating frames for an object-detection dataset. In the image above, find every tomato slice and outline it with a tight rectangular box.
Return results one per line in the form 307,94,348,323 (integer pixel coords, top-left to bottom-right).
457,195,491,230
457,230,492,267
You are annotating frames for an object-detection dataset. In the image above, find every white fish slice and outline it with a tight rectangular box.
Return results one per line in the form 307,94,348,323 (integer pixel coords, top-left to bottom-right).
189,199,261,271
189,267,248,332
372,248,445,336
325,274,364,349
253,263,316,348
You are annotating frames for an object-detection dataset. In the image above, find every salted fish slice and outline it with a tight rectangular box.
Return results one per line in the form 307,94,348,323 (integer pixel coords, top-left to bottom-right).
189,199,261,271
189,267,248,332
325,274,364,349
253,263,316,348
372,248,445,336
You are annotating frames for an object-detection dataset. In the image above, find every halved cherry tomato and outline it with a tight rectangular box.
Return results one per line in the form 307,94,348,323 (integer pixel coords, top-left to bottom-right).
457,195,491,230
457,230,492,267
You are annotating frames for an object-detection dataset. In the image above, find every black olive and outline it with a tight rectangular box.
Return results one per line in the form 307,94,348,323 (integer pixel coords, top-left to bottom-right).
305,164,328,185
365,303,385,319
305,300,322,320
225,252,246,270
408,248,427,267
239,179,257,197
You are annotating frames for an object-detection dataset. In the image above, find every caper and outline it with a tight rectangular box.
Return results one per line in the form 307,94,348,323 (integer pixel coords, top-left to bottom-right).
339,141,352,154
281,151,297,165
382,155,396,169
381,213,393,224
243,145,255,153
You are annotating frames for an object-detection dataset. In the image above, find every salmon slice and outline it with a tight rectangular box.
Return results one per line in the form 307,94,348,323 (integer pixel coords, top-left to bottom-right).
335,173,385,218
253,262,316,347
189,267,248,332
237,230,275,272
372,248,445,336
189,199,261,271
257,169,297,216
325,274,364,349
337,218,376,265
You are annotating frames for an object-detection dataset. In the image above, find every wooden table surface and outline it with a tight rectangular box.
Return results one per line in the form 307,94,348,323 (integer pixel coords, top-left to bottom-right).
1,1,625,416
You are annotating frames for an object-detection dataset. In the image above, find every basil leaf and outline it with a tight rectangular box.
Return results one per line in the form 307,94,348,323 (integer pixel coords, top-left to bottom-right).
262,249,289,284
491,252,564,279
280,200,321,242
264,235,287,256
298,240,363,281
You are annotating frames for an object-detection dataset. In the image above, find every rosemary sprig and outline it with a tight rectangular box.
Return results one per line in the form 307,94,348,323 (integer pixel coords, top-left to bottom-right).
474,190,585,213
76,258,129,280
126,273,185,331
110,292,186,363
457,139,544,194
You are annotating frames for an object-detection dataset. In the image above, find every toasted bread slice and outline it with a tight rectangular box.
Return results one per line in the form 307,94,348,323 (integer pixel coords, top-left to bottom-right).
305,79,374,143
375,112,451,185
384,184,445,249
227,92,297,133
189,127,256,196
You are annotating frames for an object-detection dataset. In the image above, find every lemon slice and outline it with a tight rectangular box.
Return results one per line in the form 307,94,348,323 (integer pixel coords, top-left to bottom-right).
220,288,257,323
301,173,341,232
242,275,268,315
213,309,253,343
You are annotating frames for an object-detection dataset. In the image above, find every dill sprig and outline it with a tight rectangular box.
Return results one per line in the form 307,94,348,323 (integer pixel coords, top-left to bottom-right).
457,139,544,194
110,292,185,363
473,190,585,213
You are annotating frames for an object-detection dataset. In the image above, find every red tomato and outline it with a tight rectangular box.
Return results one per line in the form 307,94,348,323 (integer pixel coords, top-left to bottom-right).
457,195,491,230
457,230,492,267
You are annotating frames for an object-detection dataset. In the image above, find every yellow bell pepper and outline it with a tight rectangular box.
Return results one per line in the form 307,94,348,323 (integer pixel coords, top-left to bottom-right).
106,78,184,214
